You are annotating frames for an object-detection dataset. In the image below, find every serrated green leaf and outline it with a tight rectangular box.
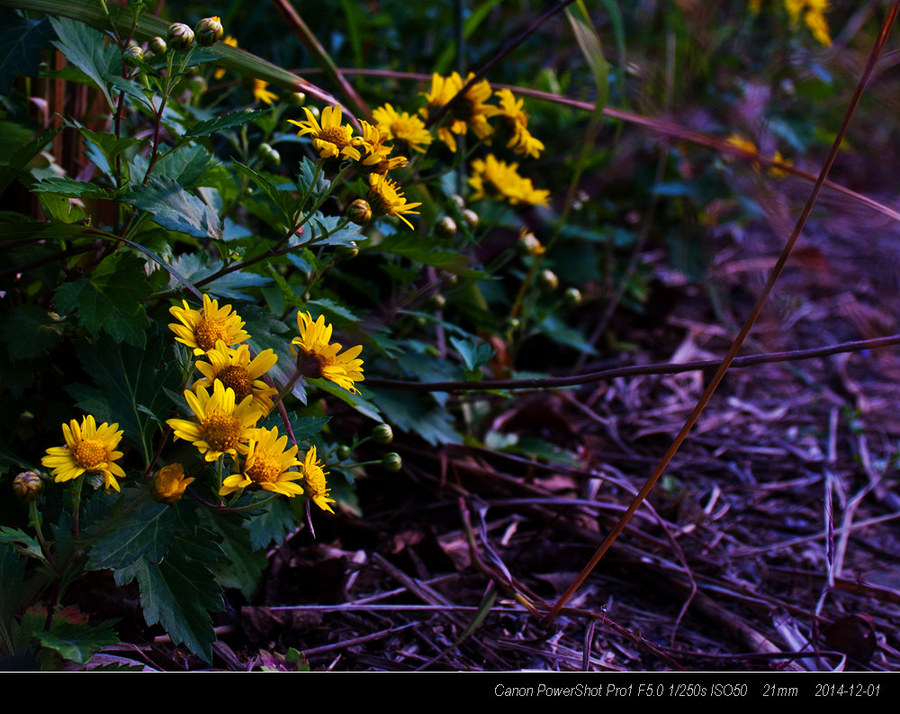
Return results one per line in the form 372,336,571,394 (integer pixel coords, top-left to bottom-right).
184,108,271,139
125,177,222,240
246,497,296,551
202,512,267,599
36,617,119,665
376,231,470,271
367,387,460,446
113,532,224,663
167,252,272,300
85,494,179,571
0,303,64,360
48,15,118,110
53,250,151,346
31,175,113,199
0,14,55,94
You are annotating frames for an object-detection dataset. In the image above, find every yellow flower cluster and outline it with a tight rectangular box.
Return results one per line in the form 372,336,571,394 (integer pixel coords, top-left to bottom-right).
750,0,832,47
162,294,361,507
467,154,550,207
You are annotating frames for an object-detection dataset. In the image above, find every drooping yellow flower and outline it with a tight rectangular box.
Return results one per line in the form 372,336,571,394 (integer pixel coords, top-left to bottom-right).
192,342,279,414
468,154,550,207
169,293,250,356
354,120,409,174
213,35,238,80
288,105,361,161
372,103,433,154
301,445,335,513
366,172,422,229
485,88,545,159
220,426,304,498
41,414,126,492
291,311,365,394
421,72,493,152
150,463,194,504
253,79,278,105
166,380,262,463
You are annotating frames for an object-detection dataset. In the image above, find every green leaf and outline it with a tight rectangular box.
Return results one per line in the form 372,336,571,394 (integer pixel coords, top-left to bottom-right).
184,108,271,139
202,512,267,600
36,617,119,665
85,493,180,571
0,526,45,562
376,231,470,272
31,175,113,199
246,497,296,551
0,14,55,94
449,336,495,376
125,177,222,240
113,531,224,663
48,15,119,110
0,303,64,360
368,387,461,446
53,250,152,347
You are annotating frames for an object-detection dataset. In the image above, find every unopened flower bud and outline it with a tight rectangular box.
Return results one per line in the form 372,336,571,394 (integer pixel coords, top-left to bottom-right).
123,45,144,65
287,91,307,107
563,286,582,306
461,208,479,229
382,452,402,472
167,22,194,51
537,269,559,292
13,471,43,502
194,16,224,47
148,36,167,55
451,194,465,209
335,242,359,261
150,464,194,505
348,198,372,225
257,142,281,169
435,216,457,238
426,293,446,311
516,231,544,256
371,423,393,445
335,445,352,461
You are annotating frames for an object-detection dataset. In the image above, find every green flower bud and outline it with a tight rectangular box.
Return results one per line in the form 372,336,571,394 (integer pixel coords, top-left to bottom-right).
451,194,465,209
563,286,582,306
257,142,281,169
461,208,479,229
286,91,307,107
194,16,224,47
148,36,167,55
13,471,43,502
537,269,559,292
167,22,194,51
334,242,360,261
371,423,393,445
123,45,144,65
435,216,457,238
426,293,446,311
335,445,352,461
516,231,544,256
348,198,372,225
382,452,402,472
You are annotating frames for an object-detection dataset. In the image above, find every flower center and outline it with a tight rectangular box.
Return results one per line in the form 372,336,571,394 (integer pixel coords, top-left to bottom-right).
246,454,281,484
74,439,107,470
201,413,242,453
319,126,351,149
296,350,324,380
217,365,252,402
195,316,229,352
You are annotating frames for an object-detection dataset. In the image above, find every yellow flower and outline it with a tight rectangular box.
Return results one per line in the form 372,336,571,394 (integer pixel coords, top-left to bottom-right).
372,103,433,154
354,119,409,174
288,105,361,161
421,72,493,152
166,380,262,463
366,172,421,229
485,88,545,158
151,463,194,504
301,445,335,513
784,0,832,46
192,342,279,414
467,154,550,207
769,150,793,179
214,35,238,80
220,426,304,498
169,293,250,356
41,414,126,492
253,79,278,105
291,311,365,394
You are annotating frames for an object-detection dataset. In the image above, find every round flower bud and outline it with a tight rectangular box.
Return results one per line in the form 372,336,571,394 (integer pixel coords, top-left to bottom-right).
335,445,352,461
382,452,402,472
435,216,457,238
348,198,372,225
426,293,446,311
516,231,544,256
167,22,194,51
13,471,43,502
194,16,224,47
371,423,393,445
563,286,582,307
461,208,479,230
537,269,559,292
451,194,465,209
257,142,281,169
123,45,144,65
150,463,194,505
334,242,359,261
286,91,307,107
148,36,167,55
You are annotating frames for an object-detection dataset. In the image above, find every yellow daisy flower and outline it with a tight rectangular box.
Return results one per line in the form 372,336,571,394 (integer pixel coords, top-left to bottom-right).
301,445,335,513
192,342,279,414
291,311,365,394
288,105,361,161
150,463,194,504
41,414,126,492
366,172,422,230
485,88,545,159
468,154,550,207
253,79,278,105
166,380,262,463
169,293,250,356
372,103,433,154
220,426,304,498
353,119,409,174
213,35,238,80
421,72,493,152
